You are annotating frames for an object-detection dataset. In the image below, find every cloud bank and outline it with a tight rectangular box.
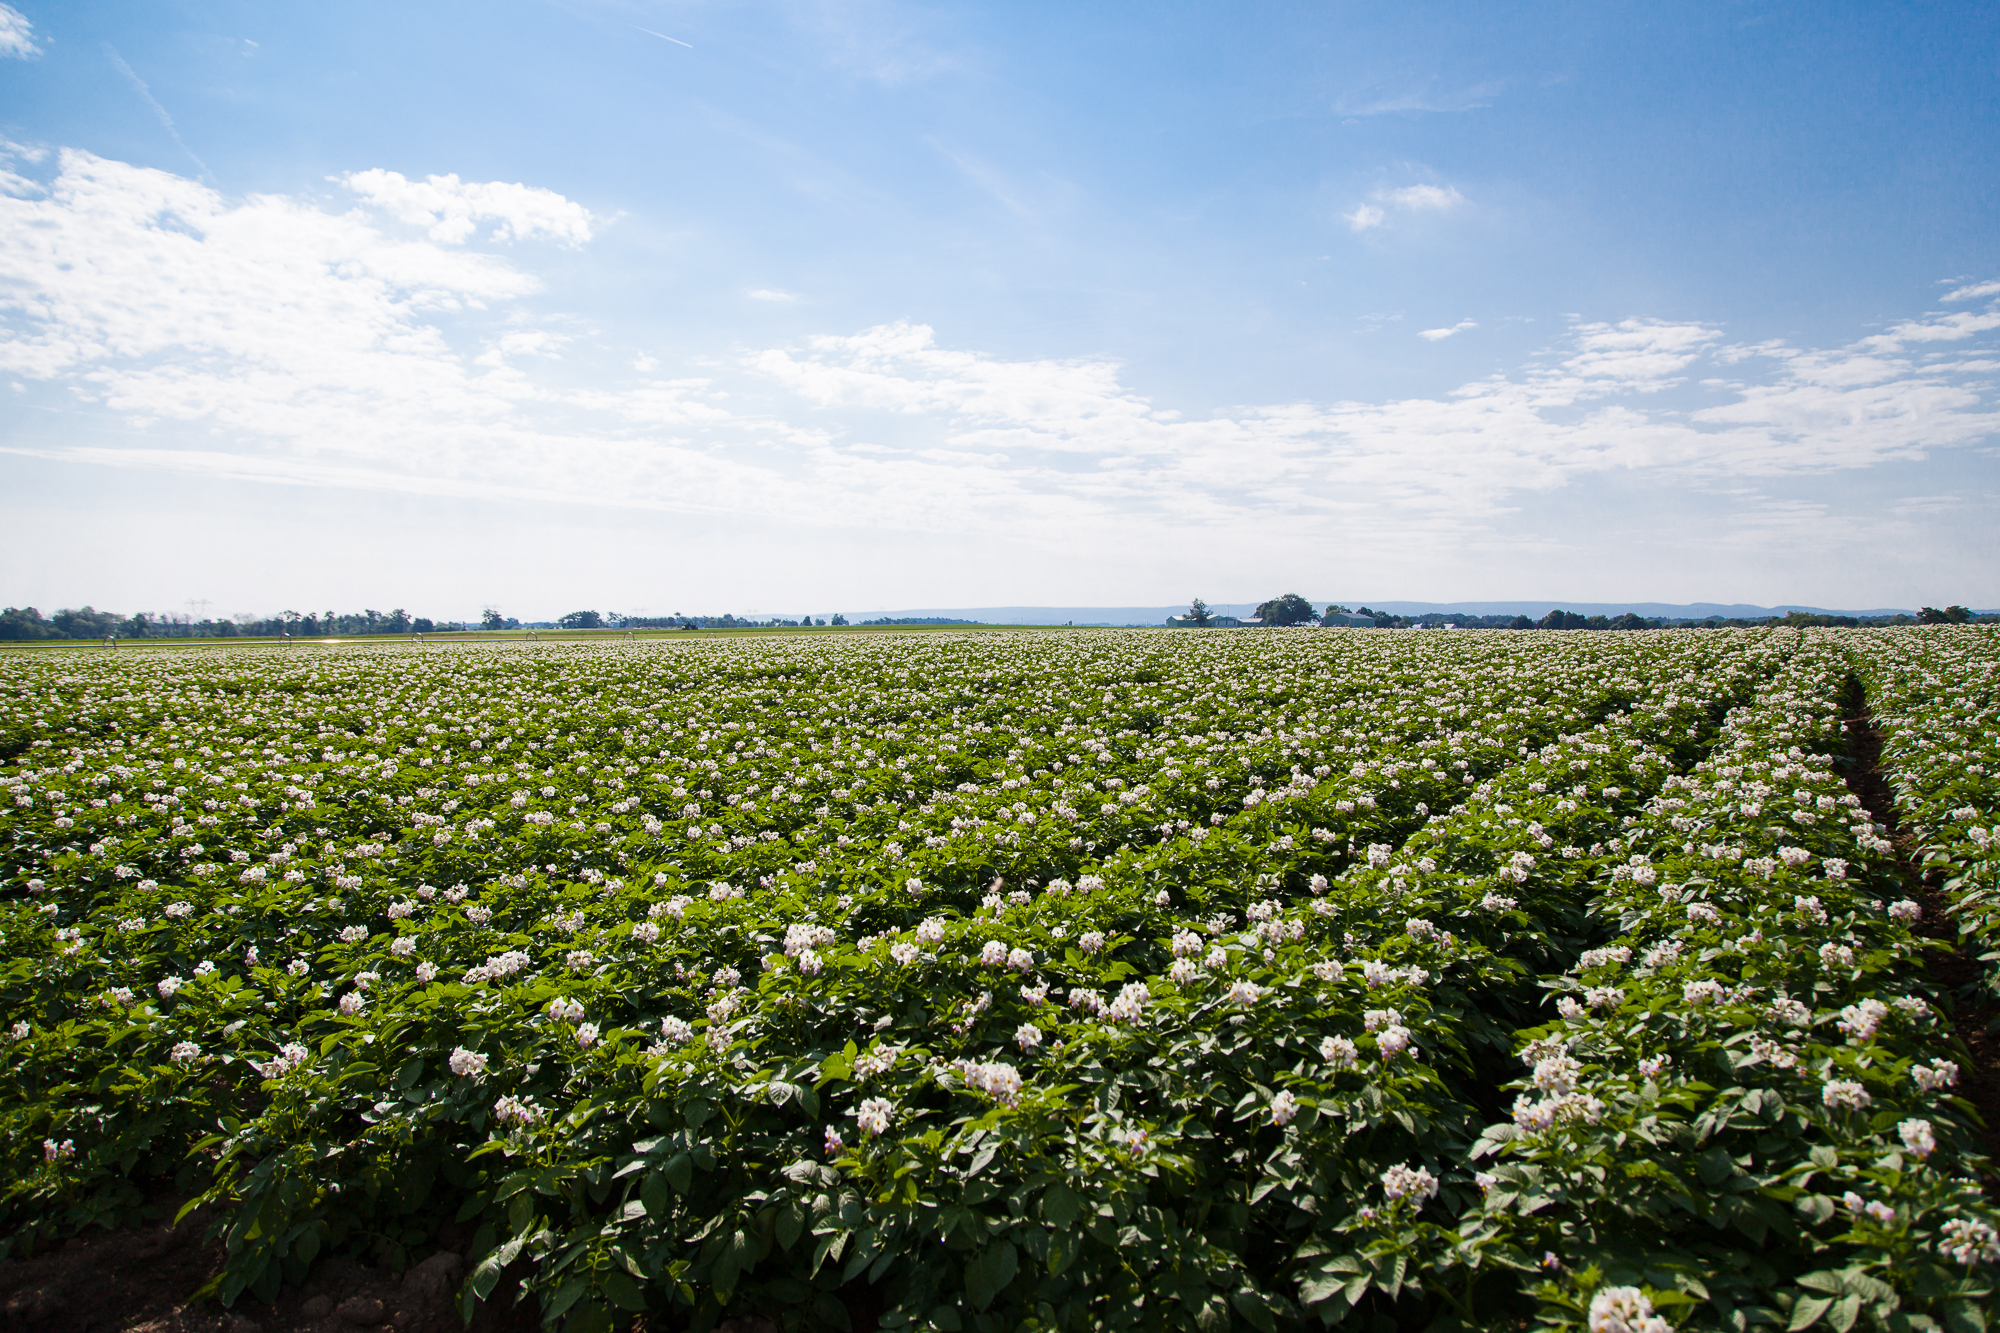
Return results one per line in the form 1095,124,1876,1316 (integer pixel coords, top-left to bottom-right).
1,149,1996,560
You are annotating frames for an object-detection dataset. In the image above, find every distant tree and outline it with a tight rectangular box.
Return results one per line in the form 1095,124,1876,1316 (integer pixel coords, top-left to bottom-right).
481,608,506,630
1508,615,1534,630
1186,598,1212,626
1538,609,1590,630
1918,605,1974,624
53,606,121,638
413,618,435,633
1609,613,1651,630
830,614,848,626
1255,593,1316,626
0,606,63,640
559,610,604,630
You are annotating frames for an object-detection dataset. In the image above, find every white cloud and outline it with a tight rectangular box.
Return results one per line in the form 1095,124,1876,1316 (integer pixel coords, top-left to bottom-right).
1,150,1997,567
1418,320,1476,341
1344,203,1386,232
1382,184,1465,213
1941,280,2000,303
339,169,595,246
0,3,39,60
1345,183,1466,232
749,288,801,302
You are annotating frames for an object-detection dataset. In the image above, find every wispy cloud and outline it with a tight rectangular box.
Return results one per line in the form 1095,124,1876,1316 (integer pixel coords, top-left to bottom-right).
340,169,596,246
635,26,692,48
1941,279,2000,303
1334,81,1503,117
0,3,39,59
749,288,801,302
103,46,211,180
1345,182,1466,231
1418,319,1476,341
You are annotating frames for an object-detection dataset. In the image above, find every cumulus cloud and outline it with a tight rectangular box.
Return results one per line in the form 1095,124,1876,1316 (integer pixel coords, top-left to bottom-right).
0,3,38,59
1,150,1997,554
1346,183,1465,231
1418,320,1476,341
340,169,596,246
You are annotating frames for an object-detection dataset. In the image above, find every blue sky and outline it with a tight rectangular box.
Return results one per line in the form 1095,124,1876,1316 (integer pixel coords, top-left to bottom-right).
0,0,1996,619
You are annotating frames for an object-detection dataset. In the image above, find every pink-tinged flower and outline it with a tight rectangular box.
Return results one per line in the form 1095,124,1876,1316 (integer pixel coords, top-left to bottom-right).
855,1097,893,1136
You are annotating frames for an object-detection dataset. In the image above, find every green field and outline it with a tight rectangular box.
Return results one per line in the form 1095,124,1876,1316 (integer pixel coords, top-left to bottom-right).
2,628,1996,1333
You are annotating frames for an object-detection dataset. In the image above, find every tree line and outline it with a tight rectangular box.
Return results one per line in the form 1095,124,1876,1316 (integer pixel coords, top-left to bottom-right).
0,607,467,642
1177,596,1993,631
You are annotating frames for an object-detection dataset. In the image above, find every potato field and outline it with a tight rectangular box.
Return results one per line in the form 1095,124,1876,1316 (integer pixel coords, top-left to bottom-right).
1,628,1997,1333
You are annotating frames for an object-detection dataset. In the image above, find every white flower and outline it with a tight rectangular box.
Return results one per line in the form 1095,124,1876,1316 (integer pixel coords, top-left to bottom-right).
415,961,438,982
157,977,183,999
1168,958,1200,985
1887,899,1922,923
338,990,366,1016
1821,1079,1871,1111
1938,1217,2000,1265
915,917,945,945
979,939,1009,967
823,1125,844,1155
855,1097,893,1136
547,996,586,1023
1913,1060,1960,1092
493,1095,544,1126
390,936,417,957
889,941,919,965
798,948,824,976
1638,1054,1672,1078
1588,1286,1672,1333
338,925,368,943
1225,980,1264,1006
633,921,661,944
1682,980,1726,1006
1078,931,1106,954
1898,1118,1937,1159
1269,1090,1299,1126
575,1022,599,1048
1380,1163,1438,1202
170,1041,201,1064
1015,1023,1042,1051
1320,1034,1358,1068
1837,999,1888,1042
1533,1055,1581,1095
449,1047,488,1077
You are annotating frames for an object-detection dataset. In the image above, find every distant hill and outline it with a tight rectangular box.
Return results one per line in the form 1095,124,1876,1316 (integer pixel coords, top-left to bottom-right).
850,601,1937,627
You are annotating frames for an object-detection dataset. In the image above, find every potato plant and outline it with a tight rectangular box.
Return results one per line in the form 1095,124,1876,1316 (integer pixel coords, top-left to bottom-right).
0,627,1993,1333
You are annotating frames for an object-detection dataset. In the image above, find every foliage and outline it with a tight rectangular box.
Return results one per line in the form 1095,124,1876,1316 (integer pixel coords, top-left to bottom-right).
0,627,1995,1332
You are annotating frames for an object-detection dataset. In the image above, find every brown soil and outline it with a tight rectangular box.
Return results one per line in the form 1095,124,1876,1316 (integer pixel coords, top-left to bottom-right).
1841,675,2000,1175
0,1200,538,1333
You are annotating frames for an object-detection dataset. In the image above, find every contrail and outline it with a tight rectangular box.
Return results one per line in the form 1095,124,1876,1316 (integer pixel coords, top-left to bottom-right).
103,45,212,180
636,26,693,48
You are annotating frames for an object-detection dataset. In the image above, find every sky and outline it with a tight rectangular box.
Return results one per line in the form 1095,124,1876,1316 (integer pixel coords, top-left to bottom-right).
0,0,1996,621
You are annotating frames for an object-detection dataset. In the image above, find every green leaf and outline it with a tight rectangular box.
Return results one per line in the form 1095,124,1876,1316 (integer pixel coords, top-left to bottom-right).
1790,1296,1834,1331
665,1152,694,1195
600,1270,647,1312
964,1240,1018,1312
643,1168,674,1219
1826,1295,1861,1333
1040,1182,1083,1228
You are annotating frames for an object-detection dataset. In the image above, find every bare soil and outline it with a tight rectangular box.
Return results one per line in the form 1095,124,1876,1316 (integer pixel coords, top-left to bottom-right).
1841,675,2000,1175
0,1200,538,1333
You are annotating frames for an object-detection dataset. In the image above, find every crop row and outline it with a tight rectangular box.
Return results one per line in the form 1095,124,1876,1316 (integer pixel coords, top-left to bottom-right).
1853,630,2000,1002
0,628,1992,1333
